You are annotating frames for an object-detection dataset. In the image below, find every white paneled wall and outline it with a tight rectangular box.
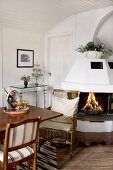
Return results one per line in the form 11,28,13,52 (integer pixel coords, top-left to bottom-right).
2,27,44,87
46,15,76,87
75,6,113,48
0,27,44,107
45,15,76,106
49,34,73,88
97,13,113,52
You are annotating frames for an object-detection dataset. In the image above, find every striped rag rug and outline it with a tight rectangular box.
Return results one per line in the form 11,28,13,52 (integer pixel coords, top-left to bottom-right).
18,141,59,170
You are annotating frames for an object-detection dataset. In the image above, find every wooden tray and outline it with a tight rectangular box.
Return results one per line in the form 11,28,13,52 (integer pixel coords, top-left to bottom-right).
3,107,29,115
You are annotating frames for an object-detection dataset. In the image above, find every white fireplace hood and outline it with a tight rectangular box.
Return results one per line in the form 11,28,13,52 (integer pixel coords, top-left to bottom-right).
62,58,113,93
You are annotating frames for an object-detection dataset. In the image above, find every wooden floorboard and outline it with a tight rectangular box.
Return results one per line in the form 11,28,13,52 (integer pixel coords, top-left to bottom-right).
56,144,113,170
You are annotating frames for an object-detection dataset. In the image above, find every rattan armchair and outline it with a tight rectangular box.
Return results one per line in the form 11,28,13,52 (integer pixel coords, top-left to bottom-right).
40,89,80,157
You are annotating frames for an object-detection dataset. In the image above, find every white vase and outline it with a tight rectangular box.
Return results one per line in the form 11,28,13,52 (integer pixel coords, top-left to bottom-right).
85,51,103,59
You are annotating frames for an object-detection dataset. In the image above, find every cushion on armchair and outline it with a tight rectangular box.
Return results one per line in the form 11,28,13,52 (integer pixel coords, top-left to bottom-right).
40,94,79,128
50,95,79,123
51,95,79,116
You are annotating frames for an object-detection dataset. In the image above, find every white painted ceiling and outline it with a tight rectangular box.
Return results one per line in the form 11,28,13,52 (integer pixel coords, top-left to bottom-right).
0,0,113,33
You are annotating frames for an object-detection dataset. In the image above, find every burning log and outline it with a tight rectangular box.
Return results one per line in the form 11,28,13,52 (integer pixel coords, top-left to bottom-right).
82,92,103,112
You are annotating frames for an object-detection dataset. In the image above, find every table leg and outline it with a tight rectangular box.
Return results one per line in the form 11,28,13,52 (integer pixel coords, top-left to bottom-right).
35,91,37,107
44,87,47,108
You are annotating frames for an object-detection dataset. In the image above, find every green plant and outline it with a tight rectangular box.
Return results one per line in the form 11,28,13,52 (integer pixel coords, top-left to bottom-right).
76,38,113,56
21,75,30,82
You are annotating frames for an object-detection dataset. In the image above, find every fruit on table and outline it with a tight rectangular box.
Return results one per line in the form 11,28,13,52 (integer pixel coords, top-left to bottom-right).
22,100,29,105
11,101,18,107
13,100,29,106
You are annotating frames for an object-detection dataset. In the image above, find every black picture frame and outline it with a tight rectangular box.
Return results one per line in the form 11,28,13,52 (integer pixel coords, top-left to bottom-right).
17,49,34,68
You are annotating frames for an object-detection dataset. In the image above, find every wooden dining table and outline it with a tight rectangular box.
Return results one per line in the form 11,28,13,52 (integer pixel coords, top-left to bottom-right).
0,105,63,139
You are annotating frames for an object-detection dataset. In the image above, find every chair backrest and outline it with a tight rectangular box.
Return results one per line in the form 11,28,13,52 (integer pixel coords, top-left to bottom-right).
4,117,41,153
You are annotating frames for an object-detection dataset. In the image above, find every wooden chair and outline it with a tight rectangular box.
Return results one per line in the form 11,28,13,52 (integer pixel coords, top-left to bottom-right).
0,117,41,170
40,89,80,157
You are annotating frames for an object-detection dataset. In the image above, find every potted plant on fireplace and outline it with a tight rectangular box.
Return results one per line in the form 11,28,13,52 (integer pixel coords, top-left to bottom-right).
76,38,113,59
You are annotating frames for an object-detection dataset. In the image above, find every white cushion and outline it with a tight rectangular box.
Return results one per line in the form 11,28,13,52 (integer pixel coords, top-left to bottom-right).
40,120,71,131
40,94,79,131
50,115,72,123
51,95,79,117
0,145,34,163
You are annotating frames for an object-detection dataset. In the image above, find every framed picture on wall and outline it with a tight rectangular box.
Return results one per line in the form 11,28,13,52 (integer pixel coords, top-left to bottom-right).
17,49,34,68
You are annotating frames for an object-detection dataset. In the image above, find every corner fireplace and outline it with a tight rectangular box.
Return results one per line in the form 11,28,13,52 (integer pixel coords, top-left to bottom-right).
62,58,113,115
78,92,113,115
62,58,113,145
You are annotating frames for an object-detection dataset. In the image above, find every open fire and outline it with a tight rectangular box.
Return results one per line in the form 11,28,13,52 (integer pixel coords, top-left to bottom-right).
81,92,103,112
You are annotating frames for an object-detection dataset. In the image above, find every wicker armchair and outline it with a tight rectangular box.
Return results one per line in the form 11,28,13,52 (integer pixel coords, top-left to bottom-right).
40,89,80,157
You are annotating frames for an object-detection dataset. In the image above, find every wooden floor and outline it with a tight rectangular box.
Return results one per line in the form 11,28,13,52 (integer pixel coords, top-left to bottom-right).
56,144,113,170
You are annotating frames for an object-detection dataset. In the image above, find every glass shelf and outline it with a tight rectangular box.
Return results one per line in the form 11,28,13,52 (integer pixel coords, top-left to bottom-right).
10,84,47,107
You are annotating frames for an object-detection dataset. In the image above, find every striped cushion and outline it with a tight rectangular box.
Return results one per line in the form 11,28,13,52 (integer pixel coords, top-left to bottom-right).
0,144,34,163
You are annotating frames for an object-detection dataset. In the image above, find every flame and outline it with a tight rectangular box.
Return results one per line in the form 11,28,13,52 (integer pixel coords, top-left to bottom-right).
82,92,103,112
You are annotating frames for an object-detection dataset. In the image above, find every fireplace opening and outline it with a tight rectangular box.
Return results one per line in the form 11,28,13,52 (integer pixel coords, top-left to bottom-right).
78,92,110,115
81,92,103,113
